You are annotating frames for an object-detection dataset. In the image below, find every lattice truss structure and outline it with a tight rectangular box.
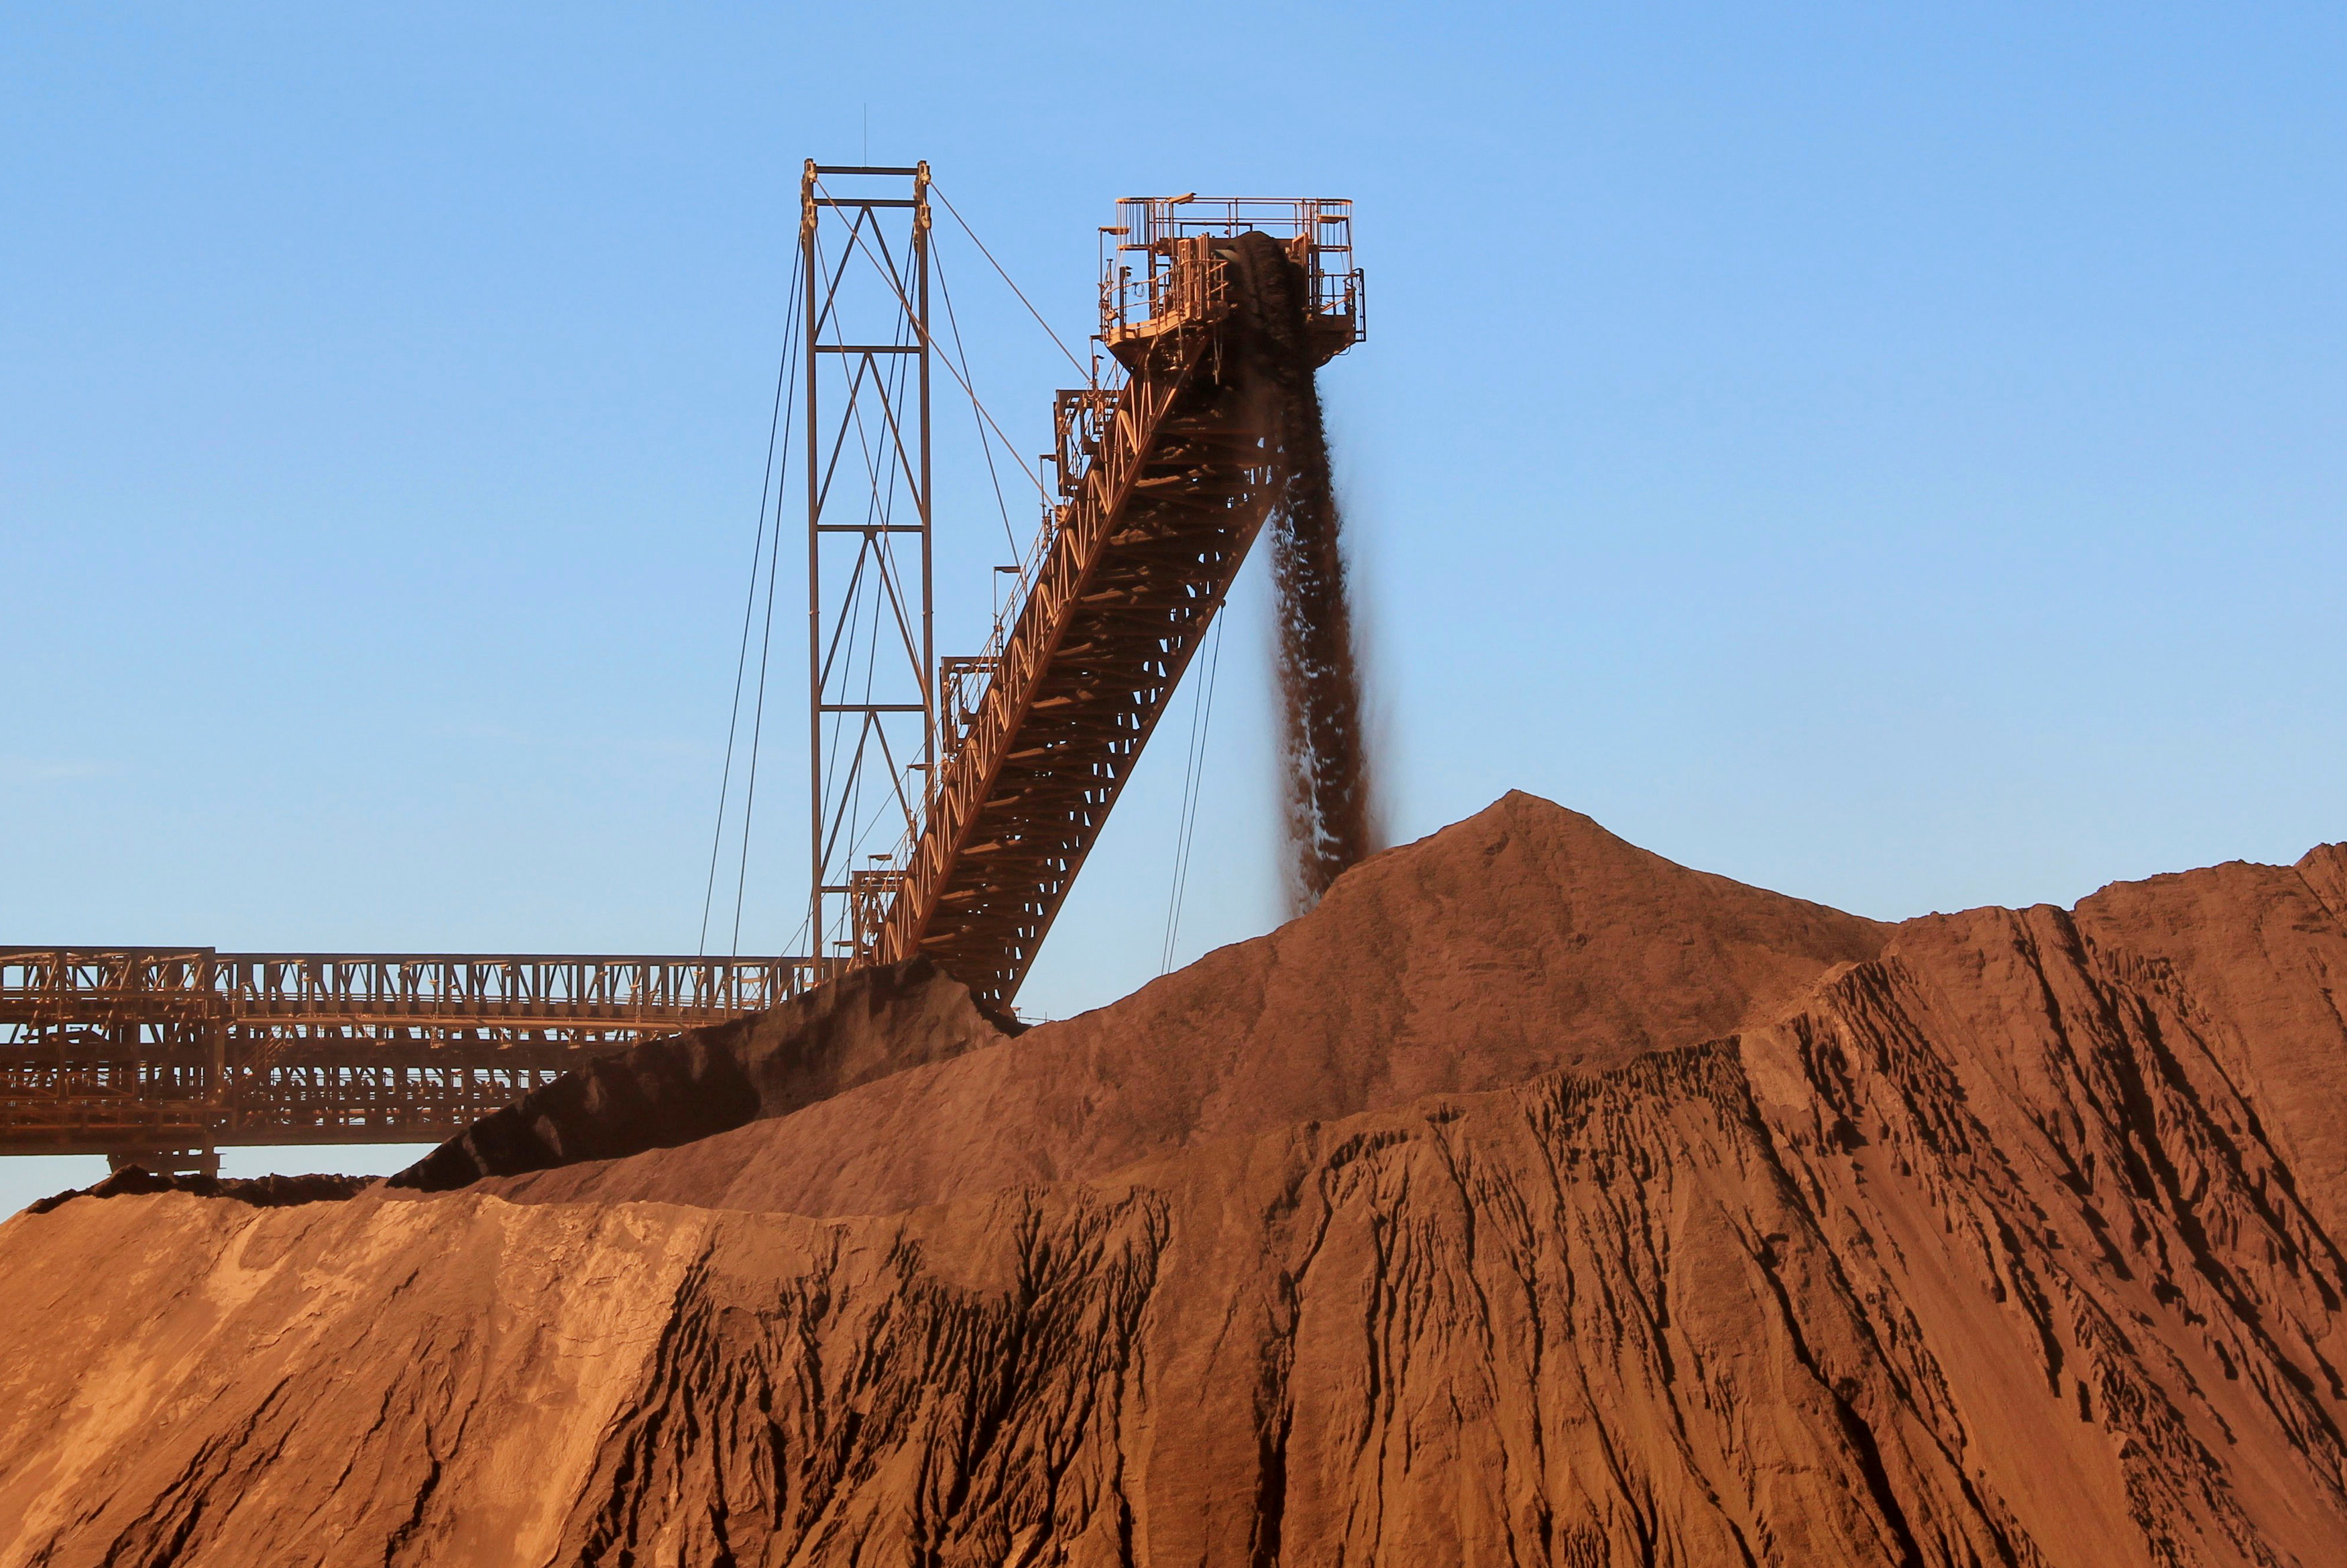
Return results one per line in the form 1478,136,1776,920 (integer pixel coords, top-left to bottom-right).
870,196,1362,1007
0,183,1361,1169
801,164,937,966
0,950,809,1172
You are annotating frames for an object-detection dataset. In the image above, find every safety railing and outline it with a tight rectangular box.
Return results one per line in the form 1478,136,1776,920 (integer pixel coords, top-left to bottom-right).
0,950,817,1037
1101,196,1363,342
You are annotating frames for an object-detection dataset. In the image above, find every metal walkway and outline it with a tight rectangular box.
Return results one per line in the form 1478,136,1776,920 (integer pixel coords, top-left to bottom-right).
0,950,807,1169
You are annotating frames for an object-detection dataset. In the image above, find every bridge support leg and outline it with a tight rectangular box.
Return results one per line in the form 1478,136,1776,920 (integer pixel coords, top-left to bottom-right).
801,160,935,967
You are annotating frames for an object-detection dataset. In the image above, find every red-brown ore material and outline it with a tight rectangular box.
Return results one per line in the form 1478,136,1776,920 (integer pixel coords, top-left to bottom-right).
3,793,2346,1567
385,957,1017,1193
1227,230,1378,910
23,1168,370,1215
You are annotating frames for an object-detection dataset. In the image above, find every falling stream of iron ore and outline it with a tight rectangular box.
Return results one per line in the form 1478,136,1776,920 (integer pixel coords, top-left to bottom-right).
1222,231,1379,913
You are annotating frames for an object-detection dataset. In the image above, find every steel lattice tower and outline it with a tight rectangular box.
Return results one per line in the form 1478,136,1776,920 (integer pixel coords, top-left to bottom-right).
800,162,935,969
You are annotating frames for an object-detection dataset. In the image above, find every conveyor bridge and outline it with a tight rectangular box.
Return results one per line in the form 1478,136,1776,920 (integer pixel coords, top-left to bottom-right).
1,176,1361,1173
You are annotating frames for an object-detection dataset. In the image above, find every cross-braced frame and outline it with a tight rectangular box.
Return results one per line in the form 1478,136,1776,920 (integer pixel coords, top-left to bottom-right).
802,162,936,968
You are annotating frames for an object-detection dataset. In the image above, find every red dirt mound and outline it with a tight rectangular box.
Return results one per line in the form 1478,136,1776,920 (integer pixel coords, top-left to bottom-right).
475,791,1886,1215
388,955,1013,1191
23,1168,369,1215
1,796,2344,1568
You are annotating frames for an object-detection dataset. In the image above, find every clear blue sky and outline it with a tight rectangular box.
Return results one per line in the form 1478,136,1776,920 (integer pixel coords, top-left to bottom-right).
5,3,2342,1206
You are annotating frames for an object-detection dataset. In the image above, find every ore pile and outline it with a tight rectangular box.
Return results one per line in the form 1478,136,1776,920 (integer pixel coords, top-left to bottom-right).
5,792,2347,1567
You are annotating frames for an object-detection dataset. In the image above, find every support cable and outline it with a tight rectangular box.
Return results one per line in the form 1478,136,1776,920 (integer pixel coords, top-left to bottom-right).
731,494,791,957
933,247,1024,560
728,251,811,957
700,245,805,955
813,272,921,957
811,176,1053,507
930,183,1090,379
1159,611,1226,973
837,306,918,905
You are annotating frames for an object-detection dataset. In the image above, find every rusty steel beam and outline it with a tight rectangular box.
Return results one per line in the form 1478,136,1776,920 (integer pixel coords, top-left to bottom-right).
0,189,1363,1167
803,162,935,968
865,197,1361,1008
0,949,812,1158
